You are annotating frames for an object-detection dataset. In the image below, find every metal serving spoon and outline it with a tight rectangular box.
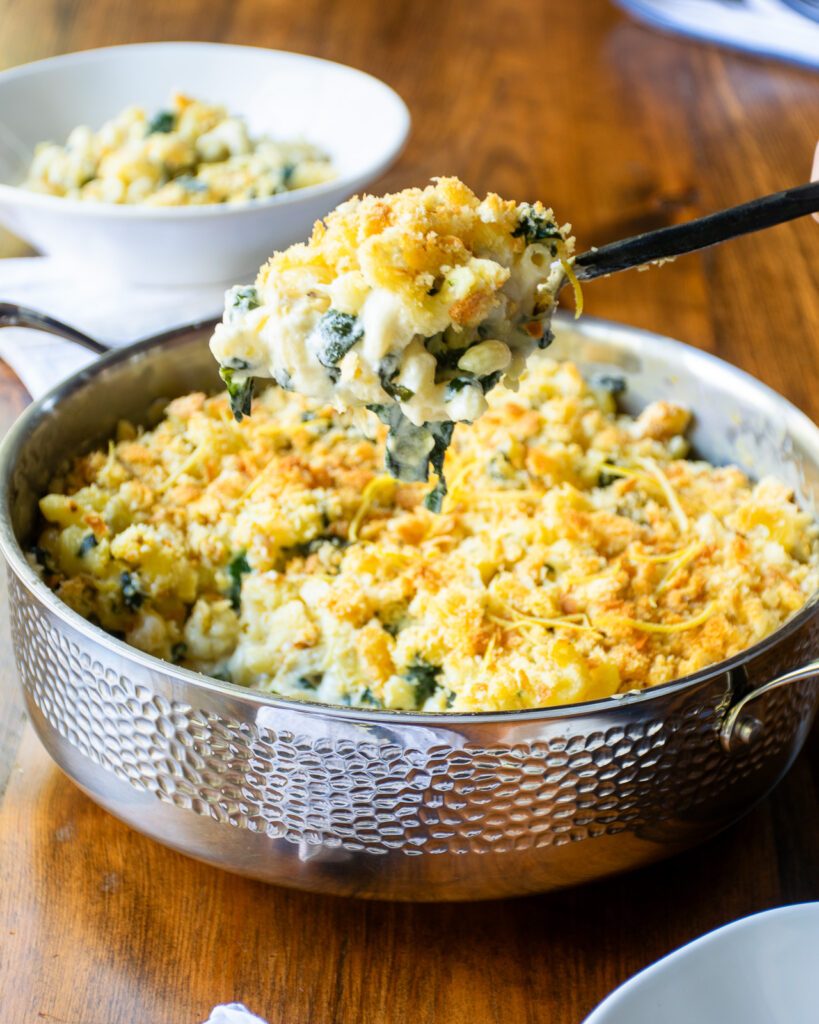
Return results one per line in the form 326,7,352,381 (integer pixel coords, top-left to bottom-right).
2,180,819,348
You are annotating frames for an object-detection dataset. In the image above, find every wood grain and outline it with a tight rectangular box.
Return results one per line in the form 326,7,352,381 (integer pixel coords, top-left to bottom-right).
0,0,818,1021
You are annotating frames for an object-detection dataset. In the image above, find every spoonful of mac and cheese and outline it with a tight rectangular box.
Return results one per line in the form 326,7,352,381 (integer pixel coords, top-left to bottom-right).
209,177,575,510
210,175,819,509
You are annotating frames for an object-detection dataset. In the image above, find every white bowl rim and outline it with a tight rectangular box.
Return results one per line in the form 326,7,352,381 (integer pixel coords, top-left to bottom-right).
583,902,819,1023
0,40,411,219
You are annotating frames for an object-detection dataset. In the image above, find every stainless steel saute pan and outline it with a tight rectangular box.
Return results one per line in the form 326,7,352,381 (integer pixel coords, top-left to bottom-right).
0,306,816,901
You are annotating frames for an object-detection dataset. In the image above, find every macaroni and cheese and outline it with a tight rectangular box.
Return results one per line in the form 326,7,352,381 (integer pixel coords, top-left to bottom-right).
24,93,335,206
210,177,577,509
34,359,818,713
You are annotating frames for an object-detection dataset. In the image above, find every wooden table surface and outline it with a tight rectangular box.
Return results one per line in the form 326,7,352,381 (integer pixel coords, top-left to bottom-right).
1,2,818,1021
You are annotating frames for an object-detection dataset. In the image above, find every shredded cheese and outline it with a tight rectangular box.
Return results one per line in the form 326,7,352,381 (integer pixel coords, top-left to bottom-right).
561,258,584,318
656,542,705,594
598,602,716,634
491,606,603,635
640,457,689,534
349,476,397,542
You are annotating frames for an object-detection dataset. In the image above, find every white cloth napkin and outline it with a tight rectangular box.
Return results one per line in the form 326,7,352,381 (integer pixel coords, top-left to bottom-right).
614,0,819,68
0,256,228,399
201,1004,269,1024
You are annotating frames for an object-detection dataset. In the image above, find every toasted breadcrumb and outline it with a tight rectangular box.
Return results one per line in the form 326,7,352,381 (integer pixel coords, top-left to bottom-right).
35,357,818,712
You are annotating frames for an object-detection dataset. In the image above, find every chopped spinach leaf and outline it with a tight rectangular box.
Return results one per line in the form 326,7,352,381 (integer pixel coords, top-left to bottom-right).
230,286,261,314
444,376,475,401
220,366,255,421
282,163,296,187
378,355,414,401
283,534,348,561
30,545,53,572
223,356,250,371
227,551,251,610
171,642,187,662
148,110,175,134
423,421,455,512
361,687,383,708
383,380,414,402
296,672,322,690
383,446,402,479
538,326,555,351
480,370,503,394
77,533,98,557
424,480,447,513
120,571,144,611
590,373,627,395
430,422,455,477
512,204,562,245
487,451,514,482
426,335,467,377
366,403,391,422
597,465,620,488
404,658,441,706
315,310,363,367
176,175,209,193
380,353,399,380
367,404,433,482
367,406,455,512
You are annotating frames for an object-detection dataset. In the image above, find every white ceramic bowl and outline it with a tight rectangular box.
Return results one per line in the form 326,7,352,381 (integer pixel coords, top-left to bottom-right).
585,903,819,1024
0,43,410,286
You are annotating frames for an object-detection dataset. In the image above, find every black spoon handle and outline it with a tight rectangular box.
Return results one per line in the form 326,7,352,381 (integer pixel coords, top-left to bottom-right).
573,180,819,281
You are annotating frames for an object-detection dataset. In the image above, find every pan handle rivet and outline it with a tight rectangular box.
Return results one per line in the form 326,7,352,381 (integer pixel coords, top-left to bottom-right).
735,714,763,745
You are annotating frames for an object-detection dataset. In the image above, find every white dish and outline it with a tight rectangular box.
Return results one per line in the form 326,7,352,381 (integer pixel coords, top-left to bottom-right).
0,43,410,286
585,903,819,1024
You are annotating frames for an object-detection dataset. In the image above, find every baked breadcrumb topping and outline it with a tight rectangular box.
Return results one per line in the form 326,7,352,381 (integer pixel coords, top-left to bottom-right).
34,358,818,713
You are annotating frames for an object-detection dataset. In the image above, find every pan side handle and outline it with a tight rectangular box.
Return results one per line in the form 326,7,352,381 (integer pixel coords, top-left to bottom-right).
0,302,110,355
720,659,819,752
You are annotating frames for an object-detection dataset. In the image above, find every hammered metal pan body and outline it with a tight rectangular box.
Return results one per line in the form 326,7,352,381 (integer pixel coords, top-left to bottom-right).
2,315,818,901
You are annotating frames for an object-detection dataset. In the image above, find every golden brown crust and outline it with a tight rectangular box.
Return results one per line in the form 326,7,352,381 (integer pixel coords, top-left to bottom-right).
257,177,569,335
34,358,818,712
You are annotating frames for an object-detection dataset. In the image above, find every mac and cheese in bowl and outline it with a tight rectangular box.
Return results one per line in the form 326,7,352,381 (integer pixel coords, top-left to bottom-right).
23,93,335,206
